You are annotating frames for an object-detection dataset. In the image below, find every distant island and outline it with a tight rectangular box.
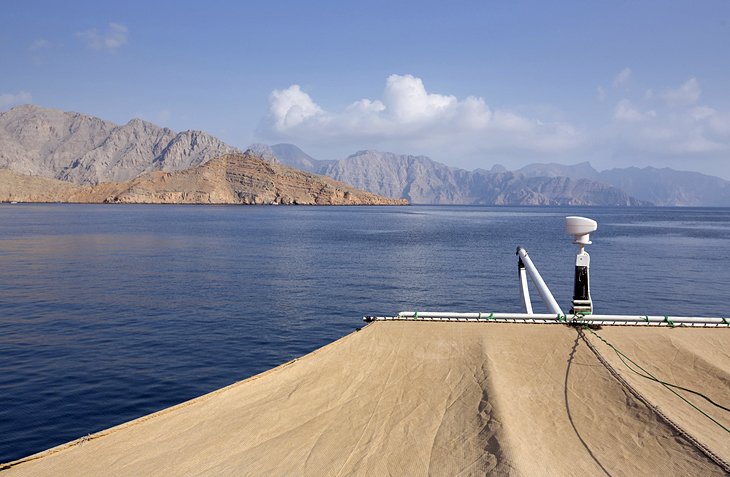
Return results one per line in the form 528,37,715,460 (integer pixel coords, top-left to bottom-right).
2,104,729,206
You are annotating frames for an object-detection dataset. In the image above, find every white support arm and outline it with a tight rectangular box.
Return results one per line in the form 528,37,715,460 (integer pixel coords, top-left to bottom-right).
516,247,563,315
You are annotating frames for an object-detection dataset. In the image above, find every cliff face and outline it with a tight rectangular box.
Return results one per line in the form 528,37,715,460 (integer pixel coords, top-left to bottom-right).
0,105,238,184
0,153,407,206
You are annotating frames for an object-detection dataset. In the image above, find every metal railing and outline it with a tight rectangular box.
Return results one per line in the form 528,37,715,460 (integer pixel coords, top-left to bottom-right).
364,216,729,328
364,312,729,327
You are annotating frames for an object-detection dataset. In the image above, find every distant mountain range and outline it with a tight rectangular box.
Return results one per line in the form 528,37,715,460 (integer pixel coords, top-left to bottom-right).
0,106,402,205
256,143,730,206
516,162,730,207
3,104,729,206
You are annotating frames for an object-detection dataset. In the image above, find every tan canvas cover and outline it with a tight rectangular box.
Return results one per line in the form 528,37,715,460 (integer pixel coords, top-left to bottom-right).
3,322,728,476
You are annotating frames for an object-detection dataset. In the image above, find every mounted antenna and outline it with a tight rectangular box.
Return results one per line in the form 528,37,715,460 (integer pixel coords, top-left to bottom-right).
566,216,597,314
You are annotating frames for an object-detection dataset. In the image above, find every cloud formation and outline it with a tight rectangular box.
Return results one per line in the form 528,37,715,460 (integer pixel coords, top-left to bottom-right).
614,99,656,121
77,23,128,51
0,91,32,107
259,72,729,177
262,74,580,158
658,77,701,106
611,77,730,160
269,84,323,130
613,67,632,88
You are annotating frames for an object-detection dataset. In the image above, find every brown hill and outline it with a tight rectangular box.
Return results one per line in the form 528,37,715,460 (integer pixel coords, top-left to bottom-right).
0,169,123,203
0,152,407,205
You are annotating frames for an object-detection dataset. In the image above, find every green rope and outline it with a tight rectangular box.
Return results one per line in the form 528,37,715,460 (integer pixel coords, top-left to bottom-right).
586,328,730,433
557,314,566,323
722,317,729,325
642,315,649,323
413,311,418,320
663,315,675,327
487,312,494,321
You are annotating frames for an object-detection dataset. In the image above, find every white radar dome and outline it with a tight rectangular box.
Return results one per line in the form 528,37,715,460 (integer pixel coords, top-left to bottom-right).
565,216,598,245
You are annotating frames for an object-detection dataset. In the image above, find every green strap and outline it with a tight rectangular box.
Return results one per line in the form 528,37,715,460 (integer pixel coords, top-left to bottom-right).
642,315,650,323
587,328,729,434
413,311,418,320
663,315,675,327
487,312,494,321
557,314,566,323
721,317,729,325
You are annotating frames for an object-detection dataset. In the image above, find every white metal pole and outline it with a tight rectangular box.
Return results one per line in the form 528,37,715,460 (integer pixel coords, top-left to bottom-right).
516,247,563,315
518,255,534,314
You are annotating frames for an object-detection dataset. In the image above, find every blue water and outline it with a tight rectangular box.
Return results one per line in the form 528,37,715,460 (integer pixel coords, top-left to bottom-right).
1,204,729,462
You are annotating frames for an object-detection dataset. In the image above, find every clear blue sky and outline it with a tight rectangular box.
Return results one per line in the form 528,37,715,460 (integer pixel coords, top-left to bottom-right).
2,1,729,177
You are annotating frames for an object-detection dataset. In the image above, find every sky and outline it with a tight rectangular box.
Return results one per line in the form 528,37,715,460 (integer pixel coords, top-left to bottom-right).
1,0,729,178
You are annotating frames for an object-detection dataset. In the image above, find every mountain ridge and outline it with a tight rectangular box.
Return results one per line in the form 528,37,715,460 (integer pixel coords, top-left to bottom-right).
0,104,238,184
0,152,406,205
273,148,648,206
516,162,730,206
4,104,728,206
268,143,730,206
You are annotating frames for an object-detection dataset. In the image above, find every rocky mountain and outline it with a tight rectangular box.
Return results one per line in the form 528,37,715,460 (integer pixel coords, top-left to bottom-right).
5,104,724,206
267,144,730,206
517,162,730,206
517,162,600,181
0,104,238,184
0,152,406,205
246,143,280,164
271,143,334,172
273,149,646,205
597,167,730,206
248,143,336,173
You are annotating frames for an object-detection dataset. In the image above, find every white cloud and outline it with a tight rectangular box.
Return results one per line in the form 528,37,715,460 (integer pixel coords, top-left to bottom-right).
268,84,324,131
382,74,457,123
614,99,656,121
659,77,701,106
612,67,632,88
77,23,128,51
0,91,32,107
260,74,580,157
608,76,730,162
258,72,730,177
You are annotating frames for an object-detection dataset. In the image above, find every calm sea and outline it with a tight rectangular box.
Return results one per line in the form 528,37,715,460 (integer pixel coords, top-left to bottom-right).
1,204,729,462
